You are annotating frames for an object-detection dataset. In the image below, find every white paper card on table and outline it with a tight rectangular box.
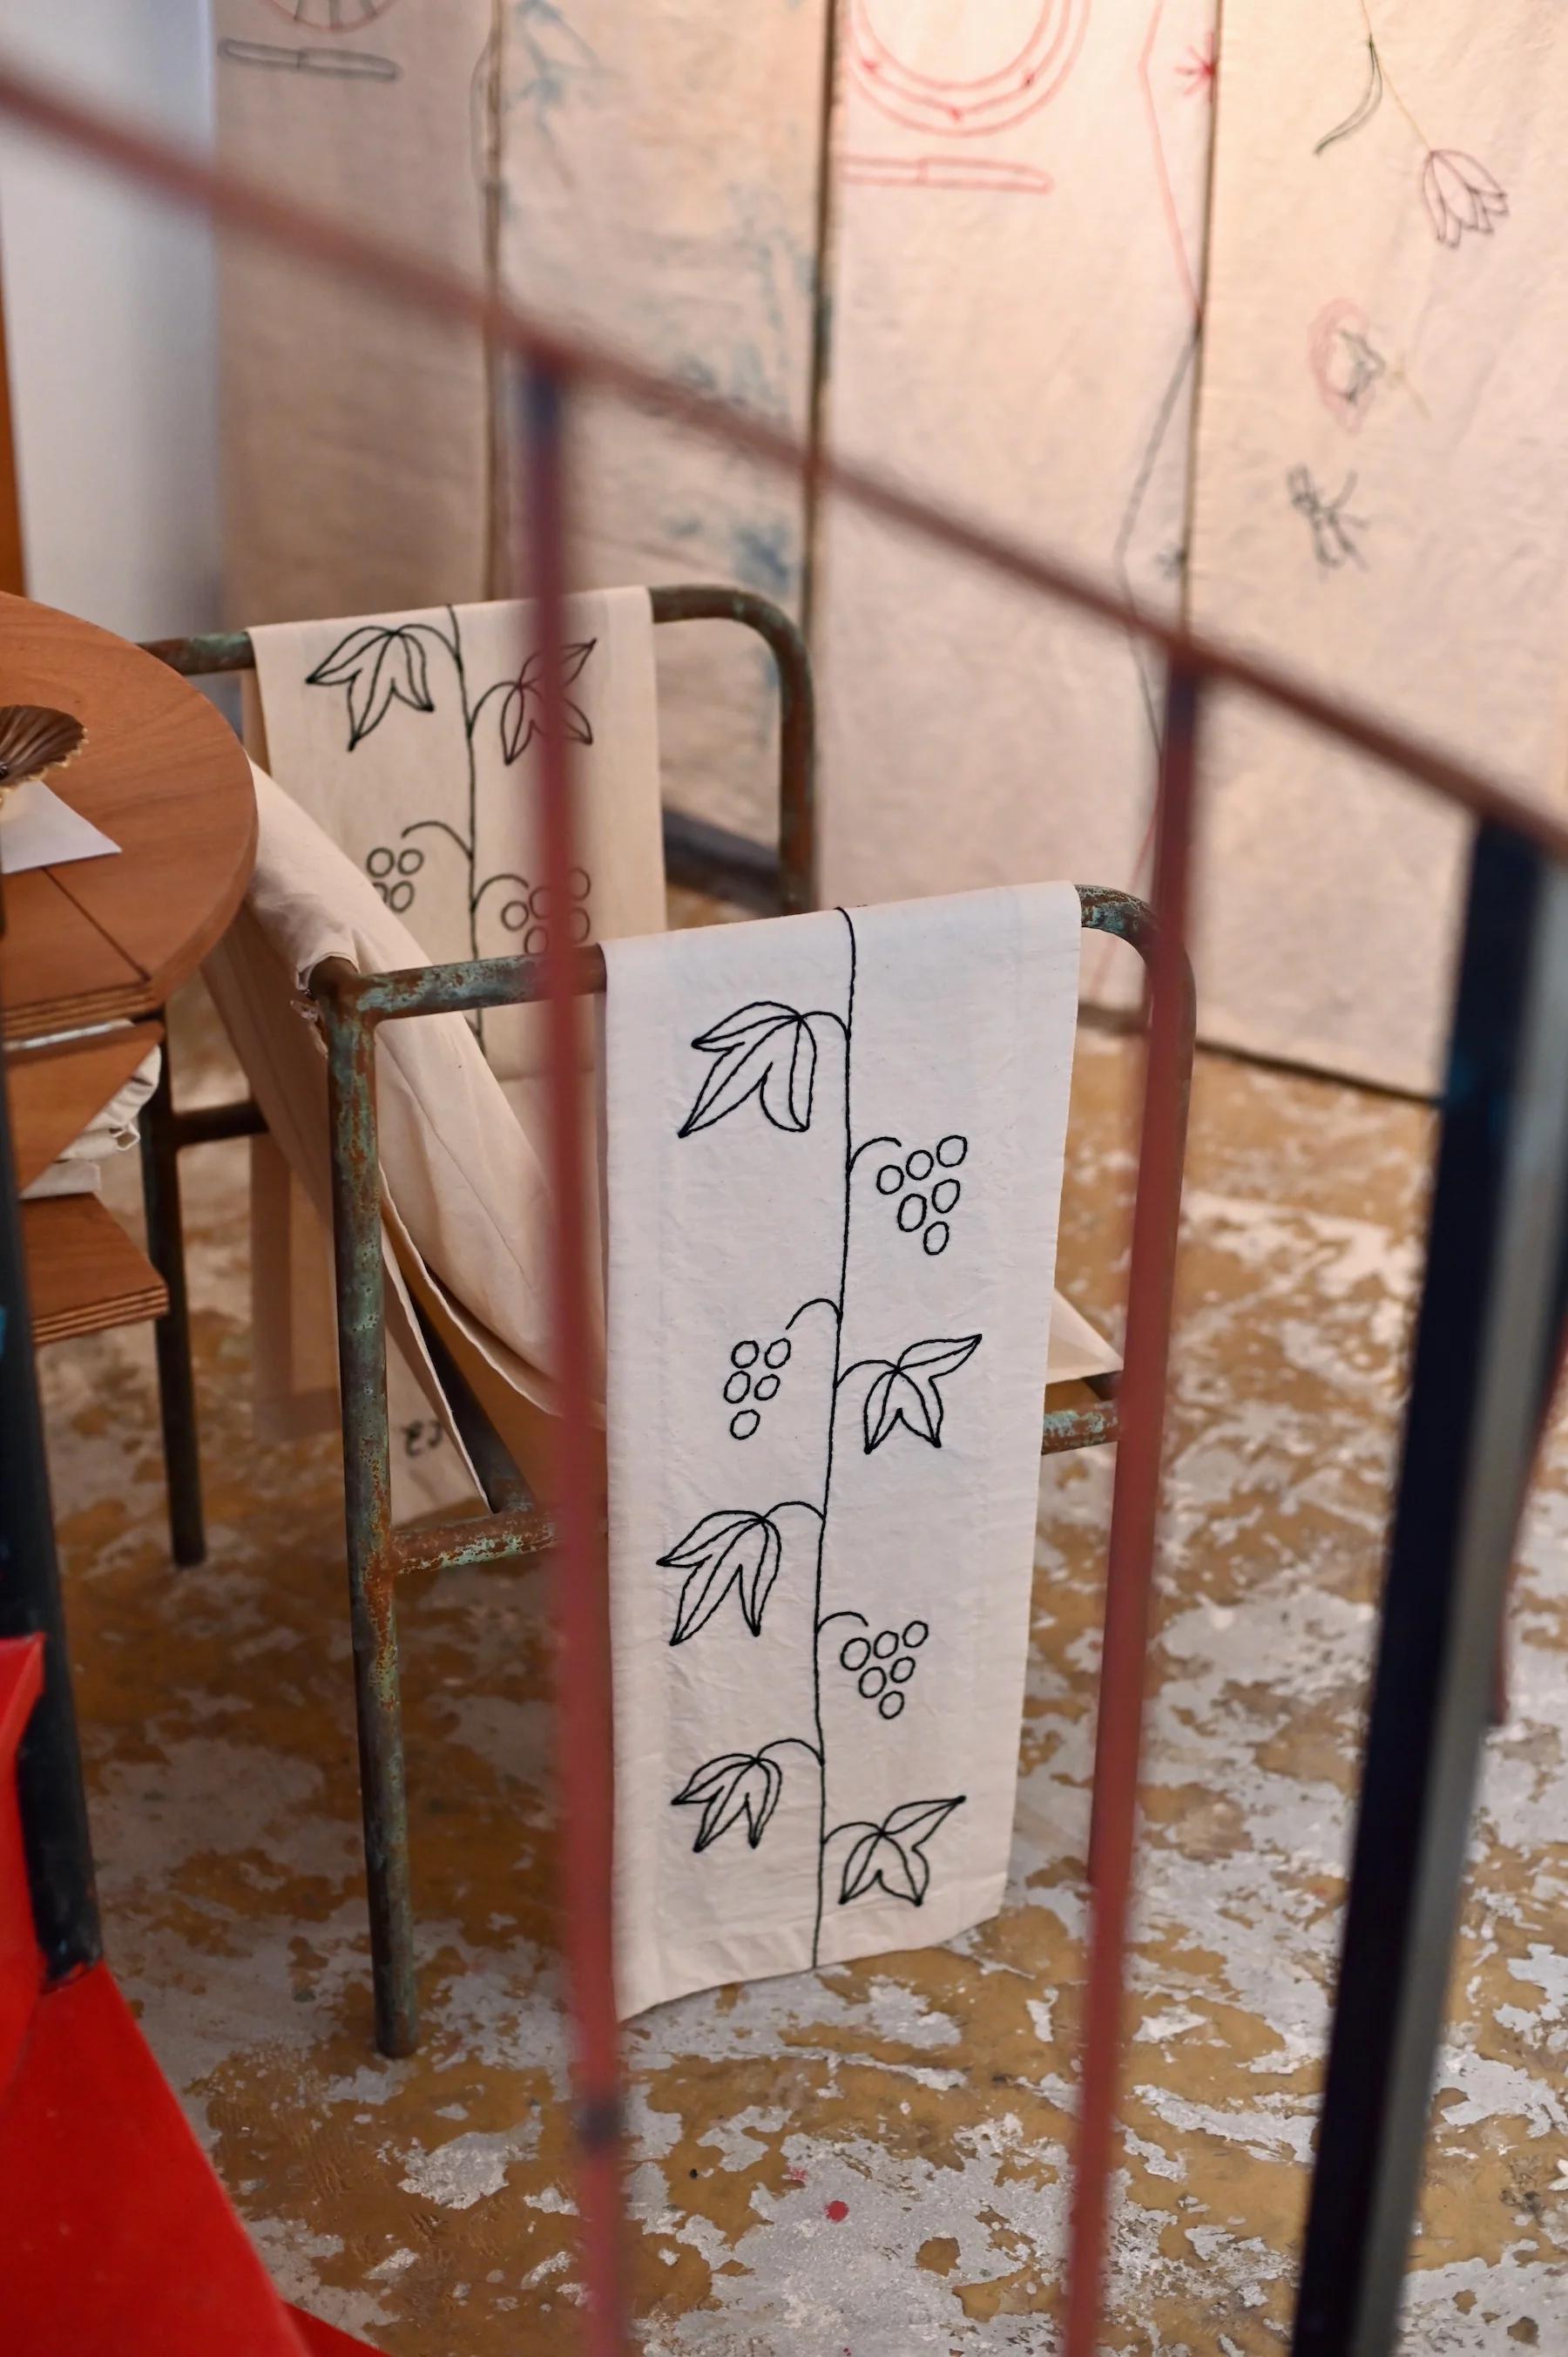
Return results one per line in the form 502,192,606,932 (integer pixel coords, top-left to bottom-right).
0,779,119,876
604,883,1081,2019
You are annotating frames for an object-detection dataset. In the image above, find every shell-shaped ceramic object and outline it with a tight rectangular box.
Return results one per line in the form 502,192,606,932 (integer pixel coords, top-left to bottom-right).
0,704,86,790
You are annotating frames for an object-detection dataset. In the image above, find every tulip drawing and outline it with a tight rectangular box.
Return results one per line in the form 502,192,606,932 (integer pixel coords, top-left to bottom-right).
1422,150,1508,247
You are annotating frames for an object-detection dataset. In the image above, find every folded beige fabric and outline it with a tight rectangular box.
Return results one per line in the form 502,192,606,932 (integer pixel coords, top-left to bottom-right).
205,764,565,1523
20,1047,161,1202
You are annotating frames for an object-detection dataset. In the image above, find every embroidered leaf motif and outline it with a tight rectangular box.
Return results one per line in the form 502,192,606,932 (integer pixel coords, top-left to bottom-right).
679,1003,817,1137
672,1751,783,1852
497,640,596,762
1314,37,1382,156
862,1335,982,1453
838,1796,965,1908
307,625,436,748
660,1508,782,1642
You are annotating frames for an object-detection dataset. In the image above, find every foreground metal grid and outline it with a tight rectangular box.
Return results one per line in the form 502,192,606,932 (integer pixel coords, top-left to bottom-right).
3,54,1567,2357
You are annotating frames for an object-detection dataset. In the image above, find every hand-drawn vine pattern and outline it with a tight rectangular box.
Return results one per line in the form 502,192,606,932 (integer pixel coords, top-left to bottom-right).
1314,14,1508,249
305,606,597,1032
659,908,970,1966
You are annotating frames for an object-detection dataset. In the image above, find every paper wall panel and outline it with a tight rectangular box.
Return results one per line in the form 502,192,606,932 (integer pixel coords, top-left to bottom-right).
817,0,1215,983
1190,4,1568,1091
493,0,828,848
216,0,494,626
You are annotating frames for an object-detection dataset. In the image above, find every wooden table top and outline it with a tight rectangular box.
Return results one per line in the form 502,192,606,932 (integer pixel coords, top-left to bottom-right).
0,591,255,1044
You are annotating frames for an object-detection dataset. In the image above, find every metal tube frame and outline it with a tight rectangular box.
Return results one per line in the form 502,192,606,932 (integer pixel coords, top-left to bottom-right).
138,586,815,1571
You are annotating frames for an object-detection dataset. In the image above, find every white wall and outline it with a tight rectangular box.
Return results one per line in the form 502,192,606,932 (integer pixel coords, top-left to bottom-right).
0,1,220,640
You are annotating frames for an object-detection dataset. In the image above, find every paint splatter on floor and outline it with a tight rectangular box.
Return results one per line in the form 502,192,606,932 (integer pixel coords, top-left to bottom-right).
37,969,1568,2353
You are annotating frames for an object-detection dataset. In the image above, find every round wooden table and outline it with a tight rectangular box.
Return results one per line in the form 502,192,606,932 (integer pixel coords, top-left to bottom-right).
0,590,254,1046
1,591,255,1360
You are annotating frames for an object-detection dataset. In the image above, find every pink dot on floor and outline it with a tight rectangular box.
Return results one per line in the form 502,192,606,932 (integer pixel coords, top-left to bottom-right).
824,2198,849,2222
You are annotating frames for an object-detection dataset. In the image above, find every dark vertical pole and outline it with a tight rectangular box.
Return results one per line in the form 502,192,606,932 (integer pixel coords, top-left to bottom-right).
317,969,417,2060
1065,663,1200,2357
522,365,630,2354
1293,824,1568,2357
139,1033,207,1567
0,998,100,1978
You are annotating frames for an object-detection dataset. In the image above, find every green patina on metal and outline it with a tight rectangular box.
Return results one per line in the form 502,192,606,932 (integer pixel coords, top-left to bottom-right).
139,601,1192,2056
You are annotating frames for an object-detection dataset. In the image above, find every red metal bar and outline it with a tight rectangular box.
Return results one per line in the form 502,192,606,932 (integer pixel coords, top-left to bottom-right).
521,367,631,2353
1064,664,1200,2357
0,55,1560,865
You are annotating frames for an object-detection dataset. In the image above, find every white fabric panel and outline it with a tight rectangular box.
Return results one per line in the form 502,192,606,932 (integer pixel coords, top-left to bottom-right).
250,589,664,1079
1190,4,1568,1091
604,884,1080,2016
241,589,662,1505
215,0,494,623
818,0,1216,987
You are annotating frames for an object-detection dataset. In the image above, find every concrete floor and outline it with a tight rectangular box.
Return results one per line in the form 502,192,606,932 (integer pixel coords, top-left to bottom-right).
37,976,1568,2353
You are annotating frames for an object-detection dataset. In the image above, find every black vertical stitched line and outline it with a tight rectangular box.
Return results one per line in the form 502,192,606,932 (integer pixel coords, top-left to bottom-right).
445,601,482,963
810,904,857,1962
444,600,490,1051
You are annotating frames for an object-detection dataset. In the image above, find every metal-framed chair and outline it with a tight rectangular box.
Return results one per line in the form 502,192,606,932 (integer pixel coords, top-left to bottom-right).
143,594,1188,2054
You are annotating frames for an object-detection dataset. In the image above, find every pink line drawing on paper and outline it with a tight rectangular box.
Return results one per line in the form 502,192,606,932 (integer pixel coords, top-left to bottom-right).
839,153,1054,193
1138,0,1213,320
845,0,1090,141
1175,34,1215,98
1308,300,1384,432
260,0,400,25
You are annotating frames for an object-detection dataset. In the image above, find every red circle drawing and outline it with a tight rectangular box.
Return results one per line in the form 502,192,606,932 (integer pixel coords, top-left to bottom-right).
848,0,1090,138
260,0,399,30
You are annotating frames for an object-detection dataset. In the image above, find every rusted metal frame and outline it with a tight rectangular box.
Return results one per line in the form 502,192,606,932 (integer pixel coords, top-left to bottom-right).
143,582,815,917
139,592,808,1589
392,1508,555,1580
1292,825,1568,2357
324,888,1172,1459
138,1036,206,1568
310,938,609,2063
313,957,417,2058
1065,666,1201,2357
644,584,816,914
1040,1397,1119,1457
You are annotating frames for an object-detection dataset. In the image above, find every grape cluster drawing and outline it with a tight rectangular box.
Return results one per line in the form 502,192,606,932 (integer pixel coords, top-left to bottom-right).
722,1333,792,1442
659,908,970,1964
840,1619,929,1721
875,1133,968,1258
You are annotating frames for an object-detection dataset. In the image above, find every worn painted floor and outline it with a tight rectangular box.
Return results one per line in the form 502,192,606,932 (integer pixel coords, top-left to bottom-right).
37,973,1568,2354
